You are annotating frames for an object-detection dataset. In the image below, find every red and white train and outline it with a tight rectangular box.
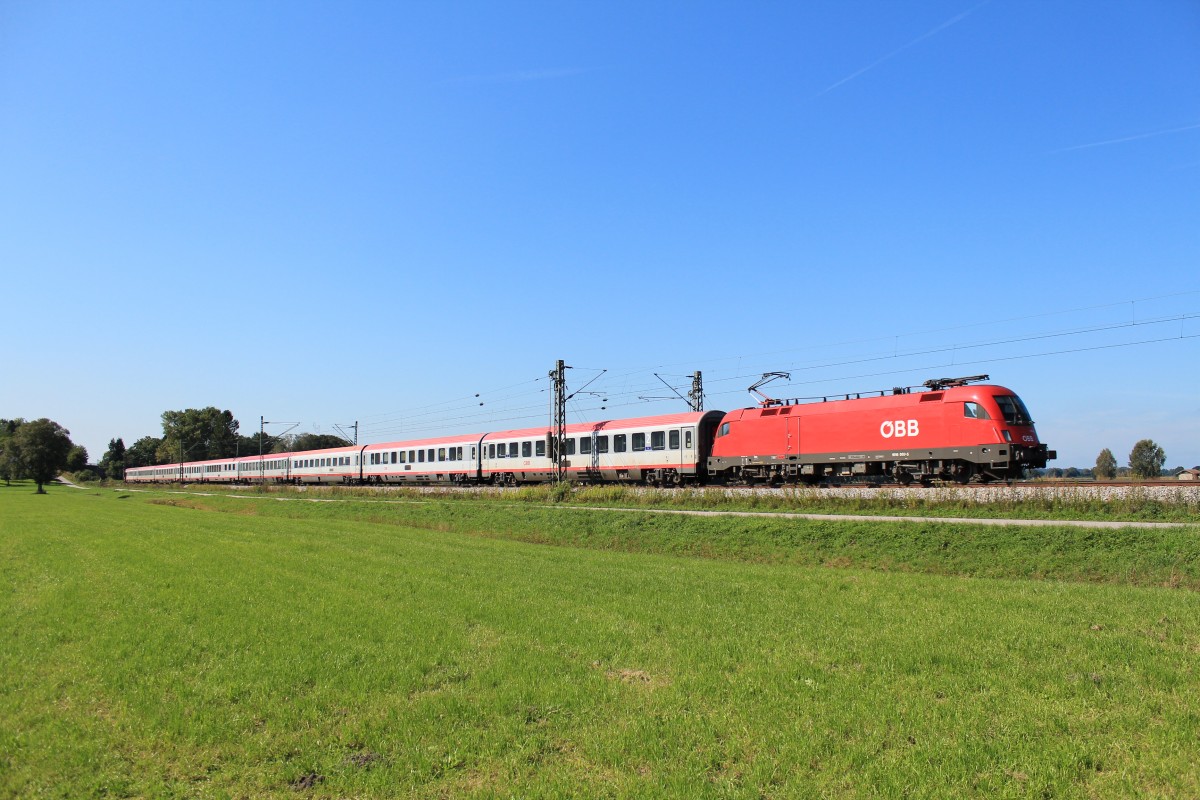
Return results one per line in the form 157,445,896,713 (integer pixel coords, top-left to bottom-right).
124,375,1054,487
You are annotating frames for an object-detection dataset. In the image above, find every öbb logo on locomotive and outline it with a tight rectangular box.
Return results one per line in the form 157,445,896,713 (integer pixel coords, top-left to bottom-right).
879,420,919,439
125,374,1055,488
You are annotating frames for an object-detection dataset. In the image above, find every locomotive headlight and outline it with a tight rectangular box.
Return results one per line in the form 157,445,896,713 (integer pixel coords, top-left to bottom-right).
1002,430,1012,443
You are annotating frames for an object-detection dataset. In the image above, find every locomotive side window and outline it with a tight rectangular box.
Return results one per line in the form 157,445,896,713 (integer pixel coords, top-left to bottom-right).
633,433,646,450
669,430,680,450
963,402,990,420
651,431,665,451
597,435,609,453
719,422,730,437
614,434,627,453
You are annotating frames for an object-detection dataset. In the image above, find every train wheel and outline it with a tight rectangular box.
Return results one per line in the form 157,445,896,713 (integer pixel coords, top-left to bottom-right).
954,465,973,485
896,471,913,486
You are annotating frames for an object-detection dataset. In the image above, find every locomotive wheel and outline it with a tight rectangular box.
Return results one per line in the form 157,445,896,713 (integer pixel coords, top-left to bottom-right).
896,471,914,486
954,465,973,485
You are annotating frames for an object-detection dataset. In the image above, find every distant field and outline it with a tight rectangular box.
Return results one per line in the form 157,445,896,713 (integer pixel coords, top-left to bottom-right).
2,483,1199,798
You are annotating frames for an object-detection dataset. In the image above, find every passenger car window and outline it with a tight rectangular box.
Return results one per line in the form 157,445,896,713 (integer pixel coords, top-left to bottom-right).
522,441,532,458
579,437,591,455
633,433,646,450
651,431,665,451
614,434,627,453
669,430,680,450
597,435,609,453
535,440,545,457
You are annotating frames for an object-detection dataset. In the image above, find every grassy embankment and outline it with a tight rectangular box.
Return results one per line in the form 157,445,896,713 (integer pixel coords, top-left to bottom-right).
147,479,1200,523
2,483,1199,798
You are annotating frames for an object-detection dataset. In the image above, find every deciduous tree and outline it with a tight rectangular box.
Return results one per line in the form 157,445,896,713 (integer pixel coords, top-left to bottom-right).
157,408,239,464
11,418,74,493
100,437,126,479
1094,448,1117,480
65,445,89,473
0,418,27,485
124,436,163,468
1129,439,1166,480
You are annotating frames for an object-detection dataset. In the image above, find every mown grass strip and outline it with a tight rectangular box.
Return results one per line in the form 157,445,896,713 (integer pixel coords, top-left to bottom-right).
3,484,1199,799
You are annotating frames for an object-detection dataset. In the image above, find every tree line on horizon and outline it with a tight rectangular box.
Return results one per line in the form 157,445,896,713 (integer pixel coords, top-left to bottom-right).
1,408,350,486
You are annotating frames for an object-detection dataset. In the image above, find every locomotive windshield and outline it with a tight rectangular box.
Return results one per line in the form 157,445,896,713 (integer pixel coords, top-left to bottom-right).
995,395,1034,426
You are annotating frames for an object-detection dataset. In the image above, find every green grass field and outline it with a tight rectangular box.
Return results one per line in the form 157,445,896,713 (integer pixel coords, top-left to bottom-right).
2,483,1199,798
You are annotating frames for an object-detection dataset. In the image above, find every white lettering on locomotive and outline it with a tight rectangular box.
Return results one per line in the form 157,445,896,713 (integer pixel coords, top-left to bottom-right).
880,419,919,439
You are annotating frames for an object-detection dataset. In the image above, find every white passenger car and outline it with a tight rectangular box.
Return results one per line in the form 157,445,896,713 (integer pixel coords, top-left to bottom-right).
361,433,484,484
480,411,724,485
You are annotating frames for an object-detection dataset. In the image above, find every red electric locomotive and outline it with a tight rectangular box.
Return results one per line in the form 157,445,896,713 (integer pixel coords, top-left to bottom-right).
707,375,1055,485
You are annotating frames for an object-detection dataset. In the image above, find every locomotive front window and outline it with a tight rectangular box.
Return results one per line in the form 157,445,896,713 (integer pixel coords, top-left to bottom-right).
964,402,990,420
995,395,1033,426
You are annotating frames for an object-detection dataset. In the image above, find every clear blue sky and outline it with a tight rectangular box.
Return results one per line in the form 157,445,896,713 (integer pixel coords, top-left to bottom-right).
2,0,1198,469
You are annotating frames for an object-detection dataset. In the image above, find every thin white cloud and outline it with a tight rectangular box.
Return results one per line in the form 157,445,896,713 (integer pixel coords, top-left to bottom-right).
1051,122,1200,154
442,67,593,85
814,1,991,99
